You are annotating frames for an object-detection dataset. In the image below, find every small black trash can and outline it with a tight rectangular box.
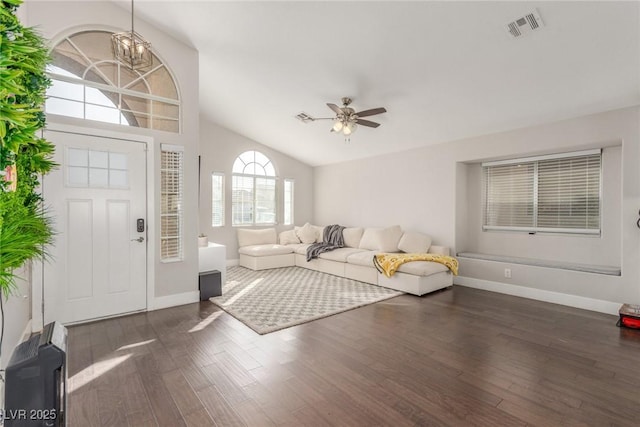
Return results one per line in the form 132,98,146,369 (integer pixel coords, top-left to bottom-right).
199,270,222,300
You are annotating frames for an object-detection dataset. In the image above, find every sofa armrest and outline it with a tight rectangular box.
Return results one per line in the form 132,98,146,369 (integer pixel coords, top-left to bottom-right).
428,245,450,256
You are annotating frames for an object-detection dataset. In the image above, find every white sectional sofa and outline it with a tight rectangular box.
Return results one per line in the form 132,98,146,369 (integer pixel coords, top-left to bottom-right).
237,224,454,296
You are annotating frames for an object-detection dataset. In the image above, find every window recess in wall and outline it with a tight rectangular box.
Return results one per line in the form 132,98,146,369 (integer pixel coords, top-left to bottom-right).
212,172,225,227
283,179,294,225
161,144,184,261
483,149,601,235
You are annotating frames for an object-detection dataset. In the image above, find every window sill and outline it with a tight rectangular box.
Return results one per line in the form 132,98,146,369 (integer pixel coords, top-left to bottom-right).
456,252,621,276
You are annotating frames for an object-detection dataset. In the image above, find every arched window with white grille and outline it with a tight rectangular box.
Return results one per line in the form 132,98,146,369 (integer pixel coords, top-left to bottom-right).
232,151,276,226
46,30,180,133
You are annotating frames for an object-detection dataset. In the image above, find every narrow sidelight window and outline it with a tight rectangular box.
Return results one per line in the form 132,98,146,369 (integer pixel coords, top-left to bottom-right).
160,145,184,261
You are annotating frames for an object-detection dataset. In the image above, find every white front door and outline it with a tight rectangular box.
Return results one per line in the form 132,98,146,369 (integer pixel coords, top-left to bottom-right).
43,130,147,324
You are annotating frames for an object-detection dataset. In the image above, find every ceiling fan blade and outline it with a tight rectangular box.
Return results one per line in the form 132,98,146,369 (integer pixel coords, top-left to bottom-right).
356,119,381,128
355,107,387,118
327,103,342,115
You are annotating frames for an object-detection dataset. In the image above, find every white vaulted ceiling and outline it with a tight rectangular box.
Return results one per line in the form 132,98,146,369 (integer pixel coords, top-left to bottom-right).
127,1,639,166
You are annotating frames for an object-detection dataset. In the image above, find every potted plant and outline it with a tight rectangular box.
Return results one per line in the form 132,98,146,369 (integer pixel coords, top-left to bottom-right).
198,233,208,247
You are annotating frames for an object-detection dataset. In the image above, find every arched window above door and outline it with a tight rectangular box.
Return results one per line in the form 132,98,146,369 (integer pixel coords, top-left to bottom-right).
46,30,181,133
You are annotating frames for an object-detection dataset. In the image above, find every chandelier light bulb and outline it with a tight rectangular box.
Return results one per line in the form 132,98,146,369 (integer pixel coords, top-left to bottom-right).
332,120,344,132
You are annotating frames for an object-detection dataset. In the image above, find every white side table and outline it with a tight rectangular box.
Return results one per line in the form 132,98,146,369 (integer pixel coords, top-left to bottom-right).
198,242,226,285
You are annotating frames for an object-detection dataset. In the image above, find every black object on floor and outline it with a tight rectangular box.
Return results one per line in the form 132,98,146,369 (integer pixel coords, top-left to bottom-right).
199,269,222,300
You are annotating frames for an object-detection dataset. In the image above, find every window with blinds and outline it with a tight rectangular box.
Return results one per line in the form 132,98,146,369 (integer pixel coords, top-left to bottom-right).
211,172,225,227
232,151,277,226
483,149,601,235
284,179,294,225
160,145,184,261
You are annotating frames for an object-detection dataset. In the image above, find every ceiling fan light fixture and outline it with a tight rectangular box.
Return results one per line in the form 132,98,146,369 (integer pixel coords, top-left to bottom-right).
332,120,344,132
344,121,357,135
343,123,353,136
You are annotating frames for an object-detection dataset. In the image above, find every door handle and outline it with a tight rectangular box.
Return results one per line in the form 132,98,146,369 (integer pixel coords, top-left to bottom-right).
131,236,145,242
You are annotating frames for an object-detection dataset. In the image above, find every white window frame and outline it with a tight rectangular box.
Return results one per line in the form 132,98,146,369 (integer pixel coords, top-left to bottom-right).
211,172,225,227
283,178,294,226
46,30,181,133
482,149,602,235
160,144,184,262
231,151,277,226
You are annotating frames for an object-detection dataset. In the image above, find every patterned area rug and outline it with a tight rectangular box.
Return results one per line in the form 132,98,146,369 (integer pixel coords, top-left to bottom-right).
210,266,403,334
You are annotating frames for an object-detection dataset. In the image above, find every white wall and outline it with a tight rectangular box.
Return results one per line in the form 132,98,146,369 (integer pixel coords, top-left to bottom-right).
0,268,31,368
26,1,200,301
199,120,314,259
315,106,640,310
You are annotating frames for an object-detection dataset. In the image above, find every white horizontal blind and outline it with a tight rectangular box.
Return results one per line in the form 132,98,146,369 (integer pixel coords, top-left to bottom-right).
255,177,276,225
537,154,601,232
211,172,225,227
484,163,535,229
483,150,601,234
160,146,184,261
283,179,294,225
232,175,254,226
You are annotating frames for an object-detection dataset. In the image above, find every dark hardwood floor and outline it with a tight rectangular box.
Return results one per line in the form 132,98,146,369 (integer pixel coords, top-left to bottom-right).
66,285,640,426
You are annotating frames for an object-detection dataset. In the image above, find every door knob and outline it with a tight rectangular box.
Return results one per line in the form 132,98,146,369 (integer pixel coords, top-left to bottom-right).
131,236,145,242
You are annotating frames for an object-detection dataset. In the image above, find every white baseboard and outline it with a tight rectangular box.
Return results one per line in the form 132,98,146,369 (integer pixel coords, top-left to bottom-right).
227,259,239,267
149,291,200,311
454,276,620,315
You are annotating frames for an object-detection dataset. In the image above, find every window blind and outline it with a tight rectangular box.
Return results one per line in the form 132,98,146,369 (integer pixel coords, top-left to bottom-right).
211,172,224,227
284,179,294,225
483,150,601,235
160,146,184,261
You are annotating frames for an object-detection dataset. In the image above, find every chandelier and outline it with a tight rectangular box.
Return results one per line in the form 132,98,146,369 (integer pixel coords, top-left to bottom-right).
111,0,152,70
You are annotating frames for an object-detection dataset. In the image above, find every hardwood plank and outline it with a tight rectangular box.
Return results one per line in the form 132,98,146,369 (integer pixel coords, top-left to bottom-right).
134,354,187,427
195,385,246,427
162,369,209,417
183,408,217,427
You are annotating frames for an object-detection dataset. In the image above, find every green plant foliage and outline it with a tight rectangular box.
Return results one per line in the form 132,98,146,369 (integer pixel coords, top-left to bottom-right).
1,0,56,296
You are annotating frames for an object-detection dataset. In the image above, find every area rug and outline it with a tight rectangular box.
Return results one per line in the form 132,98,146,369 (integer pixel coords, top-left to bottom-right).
210,266,402,334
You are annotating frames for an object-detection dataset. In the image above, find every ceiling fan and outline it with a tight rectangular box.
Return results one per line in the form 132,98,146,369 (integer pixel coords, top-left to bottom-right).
296,97,387,139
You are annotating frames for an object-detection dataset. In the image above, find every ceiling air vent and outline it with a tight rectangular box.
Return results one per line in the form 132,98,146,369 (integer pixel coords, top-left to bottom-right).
507,10,544,38
295,112,315,123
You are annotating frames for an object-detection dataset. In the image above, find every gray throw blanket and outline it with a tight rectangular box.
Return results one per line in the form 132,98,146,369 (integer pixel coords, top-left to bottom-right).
306,224,345,261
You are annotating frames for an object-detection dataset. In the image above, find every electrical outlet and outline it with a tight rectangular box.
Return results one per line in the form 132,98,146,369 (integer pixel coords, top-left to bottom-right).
504,268,512,278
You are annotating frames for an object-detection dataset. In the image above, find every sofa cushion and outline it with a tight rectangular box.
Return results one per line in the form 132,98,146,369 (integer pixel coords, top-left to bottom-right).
398,232,432,254
358,226,403,252
318,248,366,262
279,229,301,245
238,244,294,257
312,225,326,243
296,223,317,244
359,228,382,250
237,228,277,247
376,225,403,252
343,227,364,248
346,250,378,267
396,261,448,276
294,243,313,255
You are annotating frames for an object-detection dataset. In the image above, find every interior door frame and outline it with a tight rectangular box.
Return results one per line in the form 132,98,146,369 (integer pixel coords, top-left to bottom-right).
32,122,156,330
